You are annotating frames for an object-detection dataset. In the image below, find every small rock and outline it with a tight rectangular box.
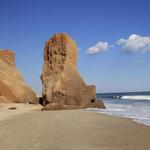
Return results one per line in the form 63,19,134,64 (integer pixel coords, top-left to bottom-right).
9,107,17,110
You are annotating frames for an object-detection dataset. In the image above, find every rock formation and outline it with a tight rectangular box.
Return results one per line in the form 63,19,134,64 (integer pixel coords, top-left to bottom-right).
0,50,38,103
41,33,105,110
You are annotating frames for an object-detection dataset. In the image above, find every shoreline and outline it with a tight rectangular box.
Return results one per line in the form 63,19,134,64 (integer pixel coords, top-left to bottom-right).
84,109,150,127
0,103,150,127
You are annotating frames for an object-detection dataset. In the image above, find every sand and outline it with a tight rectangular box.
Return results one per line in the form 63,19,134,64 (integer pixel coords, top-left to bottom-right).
0,107,150,150
0,103,42,121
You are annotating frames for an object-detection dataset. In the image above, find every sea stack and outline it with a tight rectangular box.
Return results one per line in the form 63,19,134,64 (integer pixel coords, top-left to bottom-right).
41,33,105,110
0,50,38,103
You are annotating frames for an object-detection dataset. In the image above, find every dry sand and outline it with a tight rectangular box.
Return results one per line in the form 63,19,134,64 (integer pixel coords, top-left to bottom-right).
0,108,150,150
0,103,42,121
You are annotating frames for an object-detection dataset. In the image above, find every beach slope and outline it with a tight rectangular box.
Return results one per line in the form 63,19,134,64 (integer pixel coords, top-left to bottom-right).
0,110,150,150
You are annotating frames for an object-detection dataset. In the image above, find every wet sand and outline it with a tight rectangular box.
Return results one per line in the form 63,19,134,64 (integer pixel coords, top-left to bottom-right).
0,109,150,150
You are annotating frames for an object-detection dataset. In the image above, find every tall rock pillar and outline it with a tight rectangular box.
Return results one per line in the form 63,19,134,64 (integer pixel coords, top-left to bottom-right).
41,33,105,109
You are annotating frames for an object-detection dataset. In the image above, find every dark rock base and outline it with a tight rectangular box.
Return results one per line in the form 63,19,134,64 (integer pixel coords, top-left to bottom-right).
41,99,105,111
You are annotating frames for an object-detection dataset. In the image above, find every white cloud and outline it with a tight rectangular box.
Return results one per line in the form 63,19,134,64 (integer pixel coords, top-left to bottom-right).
87,41,110,54
117,34,150,54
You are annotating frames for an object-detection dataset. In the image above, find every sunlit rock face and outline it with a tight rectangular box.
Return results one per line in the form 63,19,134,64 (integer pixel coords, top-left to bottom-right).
41,33,105,110
0,50,38,103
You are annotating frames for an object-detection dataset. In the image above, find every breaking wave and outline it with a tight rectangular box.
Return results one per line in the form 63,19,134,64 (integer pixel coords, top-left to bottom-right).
120,95,150,100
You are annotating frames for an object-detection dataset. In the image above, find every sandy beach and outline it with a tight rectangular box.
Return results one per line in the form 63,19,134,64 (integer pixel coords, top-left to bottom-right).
0,107,149,150
0,103,42,121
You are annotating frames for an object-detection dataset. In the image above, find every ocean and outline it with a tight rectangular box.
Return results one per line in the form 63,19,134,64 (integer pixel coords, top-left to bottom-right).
86,91,150,126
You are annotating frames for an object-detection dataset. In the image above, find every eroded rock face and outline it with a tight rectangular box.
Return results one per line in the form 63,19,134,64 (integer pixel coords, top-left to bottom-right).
0,50,38,103
41,33,105,109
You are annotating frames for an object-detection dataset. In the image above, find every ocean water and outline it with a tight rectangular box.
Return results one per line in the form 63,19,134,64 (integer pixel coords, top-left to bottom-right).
86,91,150,126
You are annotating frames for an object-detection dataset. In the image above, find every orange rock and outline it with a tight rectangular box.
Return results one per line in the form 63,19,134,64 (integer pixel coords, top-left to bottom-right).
0,50,38,103
0,50,15,66
41,33,105,109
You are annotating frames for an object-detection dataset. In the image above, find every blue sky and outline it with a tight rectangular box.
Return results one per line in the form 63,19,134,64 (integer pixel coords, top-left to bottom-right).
0,0,150,94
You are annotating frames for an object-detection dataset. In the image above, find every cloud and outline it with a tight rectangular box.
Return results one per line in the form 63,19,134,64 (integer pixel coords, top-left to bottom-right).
87,41,110,54
117,34,150,54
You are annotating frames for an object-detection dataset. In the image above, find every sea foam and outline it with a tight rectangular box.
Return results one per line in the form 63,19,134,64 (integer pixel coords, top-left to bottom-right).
85,97,150,126
121,95,150,100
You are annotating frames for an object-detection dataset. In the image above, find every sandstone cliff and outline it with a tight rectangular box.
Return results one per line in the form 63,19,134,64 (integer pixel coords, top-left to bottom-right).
41,33,105,110
0,50,38,103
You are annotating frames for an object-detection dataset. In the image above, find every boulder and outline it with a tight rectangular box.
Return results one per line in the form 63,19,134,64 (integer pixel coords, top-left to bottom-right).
0,50,38,103
41,33,105,110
